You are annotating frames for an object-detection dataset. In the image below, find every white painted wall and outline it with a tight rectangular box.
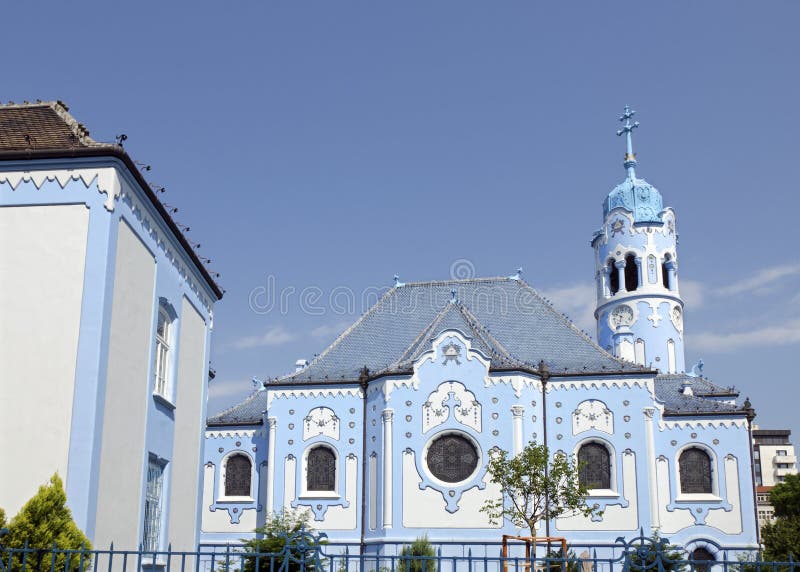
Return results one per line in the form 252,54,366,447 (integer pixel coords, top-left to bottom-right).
0,205,89,517
94,220,156,549
401,451,500,528
167,297,208,549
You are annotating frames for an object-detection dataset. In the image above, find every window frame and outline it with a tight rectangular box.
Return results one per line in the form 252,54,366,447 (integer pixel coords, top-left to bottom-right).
142,456,167,554
675,444,721,501
152,299,178,405
300,443,339,499
422,430,483,488
218,451,255,502
574,438,618,498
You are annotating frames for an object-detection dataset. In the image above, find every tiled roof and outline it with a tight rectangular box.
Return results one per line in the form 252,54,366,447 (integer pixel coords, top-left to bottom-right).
654,373,743,416
278,277,642,383
0,101,107,151
207,390,266,426
0,101,223,299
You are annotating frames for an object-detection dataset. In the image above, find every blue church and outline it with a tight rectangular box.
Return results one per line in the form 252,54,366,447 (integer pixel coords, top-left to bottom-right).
200,108,759,557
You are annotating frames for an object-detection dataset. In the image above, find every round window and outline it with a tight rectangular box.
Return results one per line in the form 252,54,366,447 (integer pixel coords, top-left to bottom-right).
425,433,479,483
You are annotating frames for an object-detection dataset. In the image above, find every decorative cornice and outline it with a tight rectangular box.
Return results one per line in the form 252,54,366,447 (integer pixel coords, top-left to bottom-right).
547,378,649,392
484,374,541,398
266,386,363,408
0,167,120,210
658,418,747,430
206,429,264,439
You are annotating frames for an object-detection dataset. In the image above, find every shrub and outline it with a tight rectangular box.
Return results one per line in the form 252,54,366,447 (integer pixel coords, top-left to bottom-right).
1,474,92,572
238,510,320,572
398,536,436,572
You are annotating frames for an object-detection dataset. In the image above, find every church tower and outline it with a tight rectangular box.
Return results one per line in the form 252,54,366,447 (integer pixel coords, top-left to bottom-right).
591,107,685,373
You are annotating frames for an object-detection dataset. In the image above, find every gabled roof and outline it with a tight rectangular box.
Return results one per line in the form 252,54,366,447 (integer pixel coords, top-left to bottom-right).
0,101,222,299
276,277,642,383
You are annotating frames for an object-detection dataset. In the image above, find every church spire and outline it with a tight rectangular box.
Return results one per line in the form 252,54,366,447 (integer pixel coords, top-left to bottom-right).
616,105,639,179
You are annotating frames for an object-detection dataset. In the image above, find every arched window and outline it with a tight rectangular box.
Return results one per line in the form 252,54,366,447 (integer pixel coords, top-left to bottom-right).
578,442,611,490
662,254,672,290
679,448,713,494
224,454,252,497
624,254,639,291
608,260,620,294
307,446,336,492
691,548,715,572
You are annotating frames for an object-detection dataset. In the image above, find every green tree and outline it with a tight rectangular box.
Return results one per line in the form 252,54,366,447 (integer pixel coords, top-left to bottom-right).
763,473,800,560
770,473,800,518
237,510,320,572
480,441,601,534
398,535,436,572
1,474,91,572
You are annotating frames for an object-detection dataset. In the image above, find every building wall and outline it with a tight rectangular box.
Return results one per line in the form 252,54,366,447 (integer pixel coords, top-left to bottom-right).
93,219,156,549
0,159,216,549
0,203,89,517
201,330,759,553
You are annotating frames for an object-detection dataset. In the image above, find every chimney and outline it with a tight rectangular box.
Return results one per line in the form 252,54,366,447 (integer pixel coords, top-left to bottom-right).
681,378,694,397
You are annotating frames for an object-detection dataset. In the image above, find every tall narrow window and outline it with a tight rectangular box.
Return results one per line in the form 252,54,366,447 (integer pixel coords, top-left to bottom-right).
608,260,620,294
143,458,165,553
667,339,676,373
578,443,611,490
634,339,646,366
679,448,712,494
662,254,672,290
624,254,638,291
307,446,336,492
224,454,252,497
154,306,173,398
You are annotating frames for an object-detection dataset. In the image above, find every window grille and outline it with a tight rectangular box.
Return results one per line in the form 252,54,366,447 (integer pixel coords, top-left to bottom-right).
154,308,171,398
225,454,252,497
307,446,336,491
679,448,712,494
426,434,479,483
578,442,611,490
143,458,165,553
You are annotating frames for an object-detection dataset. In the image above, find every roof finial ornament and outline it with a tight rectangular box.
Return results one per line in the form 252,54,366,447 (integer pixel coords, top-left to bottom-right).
450,288,458,304
616,105,639,179
509,267,523,281
393,274,405,288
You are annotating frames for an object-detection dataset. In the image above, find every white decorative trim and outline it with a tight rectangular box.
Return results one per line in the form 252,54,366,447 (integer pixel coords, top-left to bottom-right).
422,381,482,433
267,387,363,408
547,378,650,392
0,167,215,311
266,417,277,513
303,407,339,441
368,377,419,401
484,374,542,397
658,418,747,430
0,168,121,211
206,429,265,439
382,409,394,528
572,400,614,435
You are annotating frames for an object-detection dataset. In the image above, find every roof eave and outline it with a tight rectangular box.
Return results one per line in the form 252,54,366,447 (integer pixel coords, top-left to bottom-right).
0,146,223,299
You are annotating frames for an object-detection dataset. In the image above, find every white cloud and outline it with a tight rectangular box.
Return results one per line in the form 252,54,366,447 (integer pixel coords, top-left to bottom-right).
226,326,296,350
679,279,705,308
715,263,800,297
539,282,597,336
689,318,800,353
310,320,351,339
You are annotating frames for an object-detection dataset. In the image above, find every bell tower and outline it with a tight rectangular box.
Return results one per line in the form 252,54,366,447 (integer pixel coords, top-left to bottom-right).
591,107,685,373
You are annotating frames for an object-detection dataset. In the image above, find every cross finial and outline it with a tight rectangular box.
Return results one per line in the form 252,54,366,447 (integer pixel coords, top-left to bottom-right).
616,105,639,178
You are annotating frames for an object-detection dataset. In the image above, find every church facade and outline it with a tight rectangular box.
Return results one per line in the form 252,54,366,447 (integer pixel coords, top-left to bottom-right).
200,109,759,556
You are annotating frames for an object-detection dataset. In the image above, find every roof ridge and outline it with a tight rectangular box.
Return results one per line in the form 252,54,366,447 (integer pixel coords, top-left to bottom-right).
453,302,522,364
399,276,512,287
392,302,459,366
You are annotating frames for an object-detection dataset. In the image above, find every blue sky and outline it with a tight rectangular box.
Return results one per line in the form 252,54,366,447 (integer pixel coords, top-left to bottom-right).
5,2,799,435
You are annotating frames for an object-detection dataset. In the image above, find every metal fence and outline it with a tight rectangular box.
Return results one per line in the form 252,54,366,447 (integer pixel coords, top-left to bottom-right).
0,528,796,572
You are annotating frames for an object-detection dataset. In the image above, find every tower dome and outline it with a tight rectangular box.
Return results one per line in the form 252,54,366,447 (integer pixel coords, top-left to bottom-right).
591,107,685,373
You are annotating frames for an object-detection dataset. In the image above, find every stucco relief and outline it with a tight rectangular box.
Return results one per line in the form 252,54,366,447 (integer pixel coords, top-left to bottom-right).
572,400,614,435
422,381,482,433
303,407,339,441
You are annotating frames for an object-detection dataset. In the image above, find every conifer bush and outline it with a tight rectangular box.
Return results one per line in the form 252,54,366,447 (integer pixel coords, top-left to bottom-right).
0,474,91,572
398,536,436,572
